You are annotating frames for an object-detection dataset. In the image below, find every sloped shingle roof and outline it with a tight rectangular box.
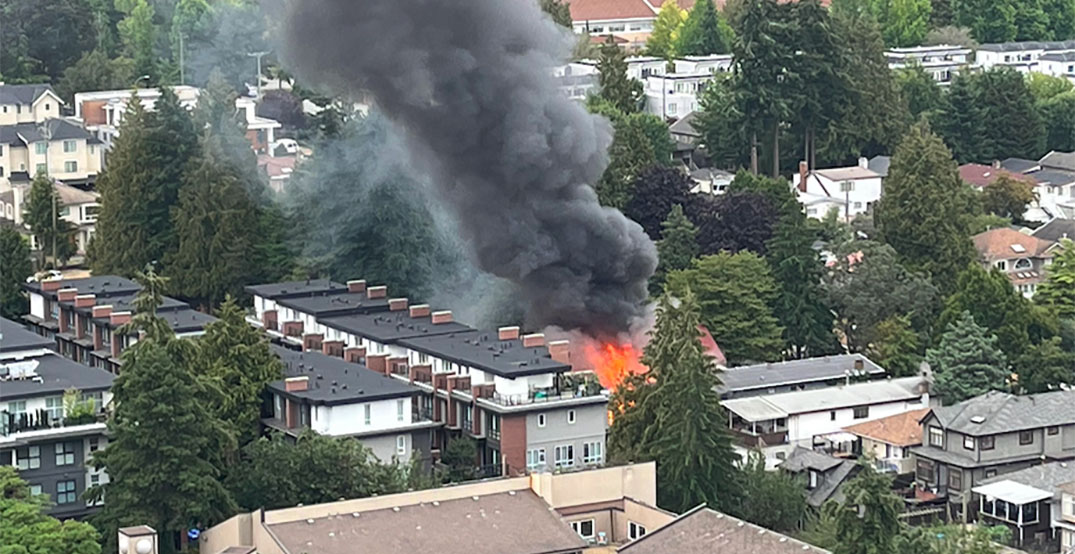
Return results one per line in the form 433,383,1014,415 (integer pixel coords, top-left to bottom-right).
928,390,1075,436
619,505,830,554
844,408,930,447
972,227,1055,262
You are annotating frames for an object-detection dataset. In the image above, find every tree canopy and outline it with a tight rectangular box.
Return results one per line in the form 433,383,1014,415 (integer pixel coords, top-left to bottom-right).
927,310,1009,404
0,466,101,554
0,228,33,319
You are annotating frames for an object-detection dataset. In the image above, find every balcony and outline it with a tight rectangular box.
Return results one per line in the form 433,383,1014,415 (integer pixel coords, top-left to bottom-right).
730,428,788,448
1,408,107,437
486,372,605,407
413,406,434,422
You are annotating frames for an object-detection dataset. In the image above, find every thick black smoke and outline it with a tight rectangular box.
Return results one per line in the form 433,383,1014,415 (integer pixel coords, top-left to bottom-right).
279,0,656,338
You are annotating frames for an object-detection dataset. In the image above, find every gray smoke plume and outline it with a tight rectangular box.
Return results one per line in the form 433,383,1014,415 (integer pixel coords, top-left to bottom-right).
279,0,656,339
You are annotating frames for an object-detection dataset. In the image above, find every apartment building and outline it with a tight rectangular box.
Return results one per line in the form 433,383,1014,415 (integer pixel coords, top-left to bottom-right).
976,40,1075,73
723,376,930,468
718,354,886,400
1039,52,1075,83
0,317,113,519
264,346,440,468
911,390,1075,516
971,462,1075,551
21,275,215,372
200,462,672,553
885,45,972,85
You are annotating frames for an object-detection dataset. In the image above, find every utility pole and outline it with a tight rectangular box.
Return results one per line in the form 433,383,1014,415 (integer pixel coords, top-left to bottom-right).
179,32,185,86
40,122,57,268
248,51,270,98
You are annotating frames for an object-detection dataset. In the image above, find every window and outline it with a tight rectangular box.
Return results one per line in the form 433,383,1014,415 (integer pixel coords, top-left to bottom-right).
840,181,855,192
64,161,77,173
56,480,77,504
830,411,837,421
1048,426,1060,436
929,426,944,447
985,468,998,478
63,140,76,153
667,103,677,115
88,437,100,453
628,521,647,541
417,352,429,364
527,448,547,470
567,410,576,424
854,201,863,209
808,470,819,489
364,404,371,426
916,459,934,482
1019,430,1034,445
7,400,27,419
537,413,546,428
583,441,603,464
29,484,42,496
397,399,405,422
396,435,406,456
16,446,40,470
1014,258,1032,270
571,519,595,539
948,468,962,491
273,394,284,419
45,396,64,422
963,436,975,450
980,435,995,450
35,142,47,155
853,406,869,419
554,444,574,468
995,260,1007,271
55,441,76,466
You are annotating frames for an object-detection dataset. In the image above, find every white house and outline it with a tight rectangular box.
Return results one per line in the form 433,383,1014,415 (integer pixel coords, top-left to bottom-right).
886,45,972,85
673,54,733,75
0,179,100,256
1038,52,1075,83
723,376,931,468
975,40,1075,73
794,158,885,219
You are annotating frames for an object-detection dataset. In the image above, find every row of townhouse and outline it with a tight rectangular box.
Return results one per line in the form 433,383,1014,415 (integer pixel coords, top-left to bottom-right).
977,40,1075,81
20,275,215,373
1,317,113,520
246,279,609,477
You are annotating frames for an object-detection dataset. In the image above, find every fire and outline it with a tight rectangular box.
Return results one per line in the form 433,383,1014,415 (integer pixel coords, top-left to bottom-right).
583,342,647,390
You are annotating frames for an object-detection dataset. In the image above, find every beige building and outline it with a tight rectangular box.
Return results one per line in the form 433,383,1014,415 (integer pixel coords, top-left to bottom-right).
0,180,100,256
198,462,676,554
1061,481,1075,553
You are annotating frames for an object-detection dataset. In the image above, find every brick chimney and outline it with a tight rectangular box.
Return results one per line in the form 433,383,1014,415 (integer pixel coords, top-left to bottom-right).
92,305,113,319
367,285,387,299
366,353,389,374
548,340,571,365
853,358,865,371
74,294,96,308
347,279,367,293
409,304,431,318
389,298,409,311
992,160,1001,169
522,333,545,347
431,310,453,324
302,333,323,352
344,346,367,364
797,160,808,192
284,376,309,392
118,526,159,554
110,311,132,327
57,288,78,302
41,279,64,292
498,326,520,341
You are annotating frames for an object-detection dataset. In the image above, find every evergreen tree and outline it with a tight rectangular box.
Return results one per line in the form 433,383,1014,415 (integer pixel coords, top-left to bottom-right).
1037,238,1075,318
736,451,808,532
90,98,158,276
539,0,573,28
1013,0,1049,40
1012,337,1074,394
22,173,76,268
867,315,923,377
0,228,33,318
597,116,656,209
652,205,699,294
666,252,784,364
674,0,734,56
596,39,643,114
926,311,1009,404
874,120,976,294
1040,92,1075,153
821,464,903,554
0,466,101,554
955,0,1017,43
143,86,200,263
972,69,1046,160
647,0,687,58
695,73,748,169
896,64,946,120
937,264,1037,359
936,73,985,162
1043,0,1075,39
793,0,852,169
982,175,1036,221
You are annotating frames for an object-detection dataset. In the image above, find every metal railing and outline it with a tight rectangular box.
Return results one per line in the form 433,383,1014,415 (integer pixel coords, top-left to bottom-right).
1,408,106,437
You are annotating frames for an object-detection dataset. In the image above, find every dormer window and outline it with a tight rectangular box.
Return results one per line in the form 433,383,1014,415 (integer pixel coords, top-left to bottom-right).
929,426,944,447
1014,258,1032,270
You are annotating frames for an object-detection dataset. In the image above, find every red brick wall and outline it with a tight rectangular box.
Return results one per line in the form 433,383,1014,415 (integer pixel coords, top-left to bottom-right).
500,414,527,476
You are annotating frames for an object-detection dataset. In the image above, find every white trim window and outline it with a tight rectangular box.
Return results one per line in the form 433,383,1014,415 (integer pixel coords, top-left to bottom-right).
628,521,647,541
45,396,64,422
397,399,405,422
537,413,546,427
364,404,372,426
928,426,944,447
570,519,595,540
526,448,546,470
567,409,576,424
554,444,574,468
396,435,407,456
583,441,603,464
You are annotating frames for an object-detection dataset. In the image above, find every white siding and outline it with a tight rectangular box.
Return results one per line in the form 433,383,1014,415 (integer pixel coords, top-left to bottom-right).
316,397,412,436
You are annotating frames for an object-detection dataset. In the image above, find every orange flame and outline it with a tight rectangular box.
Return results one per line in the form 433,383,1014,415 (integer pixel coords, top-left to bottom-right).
583,342,647,390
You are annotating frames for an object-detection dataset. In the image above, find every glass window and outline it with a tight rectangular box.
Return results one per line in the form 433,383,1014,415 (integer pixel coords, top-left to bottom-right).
45,396,64,422
527,448,546,470
396,435,406,456
397,399,404,422
948,468,962,491
809,470,819,489
56,480,77,504
981,435,995,450
16,446,40,470
35,163,46,175
830,411,836,421
35,142,47,155
963,436,974,450
567,410,576,424
853,406,869,419
916,459,934,482
64,161,77,173
571,519,594,539
88,437,100,453
1048,426,1060,436
583,441,603,464
364,404,371,425
29,484,42,496
929,426,944,447
7,400,27,419
996,260,1007,271
1023,501,1038,523
63,140,76,153
1019,430,1034,445
554,444,574,468
985,468,998,478
55,442,76,466
628,521,647,540
537,413,546,427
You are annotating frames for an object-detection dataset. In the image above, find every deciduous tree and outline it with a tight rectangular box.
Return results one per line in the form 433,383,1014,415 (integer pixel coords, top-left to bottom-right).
896,65,946,120
937,264,1038,359
674,0,734,56
955,0,1017,43
1040,92,1075,152
735,451,808,532
647,0,687,58
982,175,1036,221
1012,337,1074,393
870,0,932,47
820,464,903,554
926,311,1009,404
623,166,695,240
688,191,777,255
0,466,101,554
539,0,573,27
867,315,923,377
55,50,135,104
22,173,76,268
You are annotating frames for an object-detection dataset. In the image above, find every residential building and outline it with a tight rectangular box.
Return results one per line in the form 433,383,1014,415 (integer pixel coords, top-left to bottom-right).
644,72,712,119
670,112,701,145
843,408,931,474
972,227,1058,298
1000,152,1075,220
1060,481,1075,554
199,462,674,553
617,504,831,554
959,163,1036,190
885,45,973,85
569,0,692,48
1032,218,1075,243
689,167,734,195
976,40,1075,73
21,275,215,372
718,354,886,400
0,178,100,256
867,155,891,179
971,461,1075,550
722,376,930,468
794,159,885,219
553,63,600,102
780,447,861,508
263,346,440,468
673,54,734,75
0,316,113,519
1039,52,1075,82
911,390,1075,516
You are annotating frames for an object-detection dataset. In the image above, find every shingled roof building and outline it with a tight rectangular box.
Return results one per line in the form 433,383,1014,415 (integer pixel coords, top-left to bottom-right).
618,505,831,554
718,354,886,399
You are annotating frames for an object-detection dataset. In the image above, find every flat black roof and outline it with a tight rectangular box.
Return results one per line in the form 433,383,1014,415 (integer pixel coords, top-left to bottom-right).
320,311,473,343
0,317,54,353
718,354,886,394
77,293,188,319
269,346,419,405
245,279,347,300
162,309,216,333
23,275,140,299
276,291,391,317
0,353,114,401
397,330,570,378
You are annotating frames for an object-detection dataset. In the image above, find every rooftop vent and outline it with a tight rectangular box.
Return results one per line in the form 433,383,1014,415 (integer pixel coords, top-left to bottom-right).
0,360,40,381
1011,243,1027,253
970,415,986,424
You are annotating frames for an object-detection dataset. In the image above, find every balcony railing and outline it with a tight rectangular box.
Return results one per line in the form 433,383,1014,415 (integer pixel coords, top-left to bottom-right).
461,417,474,433
414,406,434,422
730,428,788,448
1,408,107,437
488,428,501,441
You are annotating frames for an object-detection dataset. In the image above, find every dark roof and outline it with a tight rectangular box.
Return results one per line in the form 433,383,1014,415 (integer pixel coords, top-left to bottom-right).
669,112,700,137
718,354,885,394
927,390,1075,436
0,84,57,105
1000,157,1040,174
781,447,843,472
1031,218,1075,242
0,317,54,353
397,330,570,378
269,345,420,405
78,293,188,319
0,353,114,401
244,279,347,300
977,40,1075,52
0,119,96,145
1041,52,1075,63
781,448,860,507
1041,151,1075,172
320,310,473,343
23,275,140,299
979,461,1075,496
868,155,891,178
619,505,830,554
1025,168,1075,186
161,309,216,333
276,291,391,317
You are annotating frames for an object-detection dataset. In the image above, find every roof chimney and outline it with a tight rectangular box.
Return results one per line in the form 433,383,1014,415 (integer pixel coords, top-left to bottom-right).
74,294,96,308
431,310,453,324
798,161,808,192
992,160,1001,169
285,376,309,392
498,326,520,341
858,156,868,169
118,526,158,554
92,305,113,319
522,333,545,347
367,285,387,299
41,279,64,292
57,288,78,302
409,304,431,318
548,340,571,365
110,311,132,326
389,298,409,311
347,279,367,294
853,358,865,371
